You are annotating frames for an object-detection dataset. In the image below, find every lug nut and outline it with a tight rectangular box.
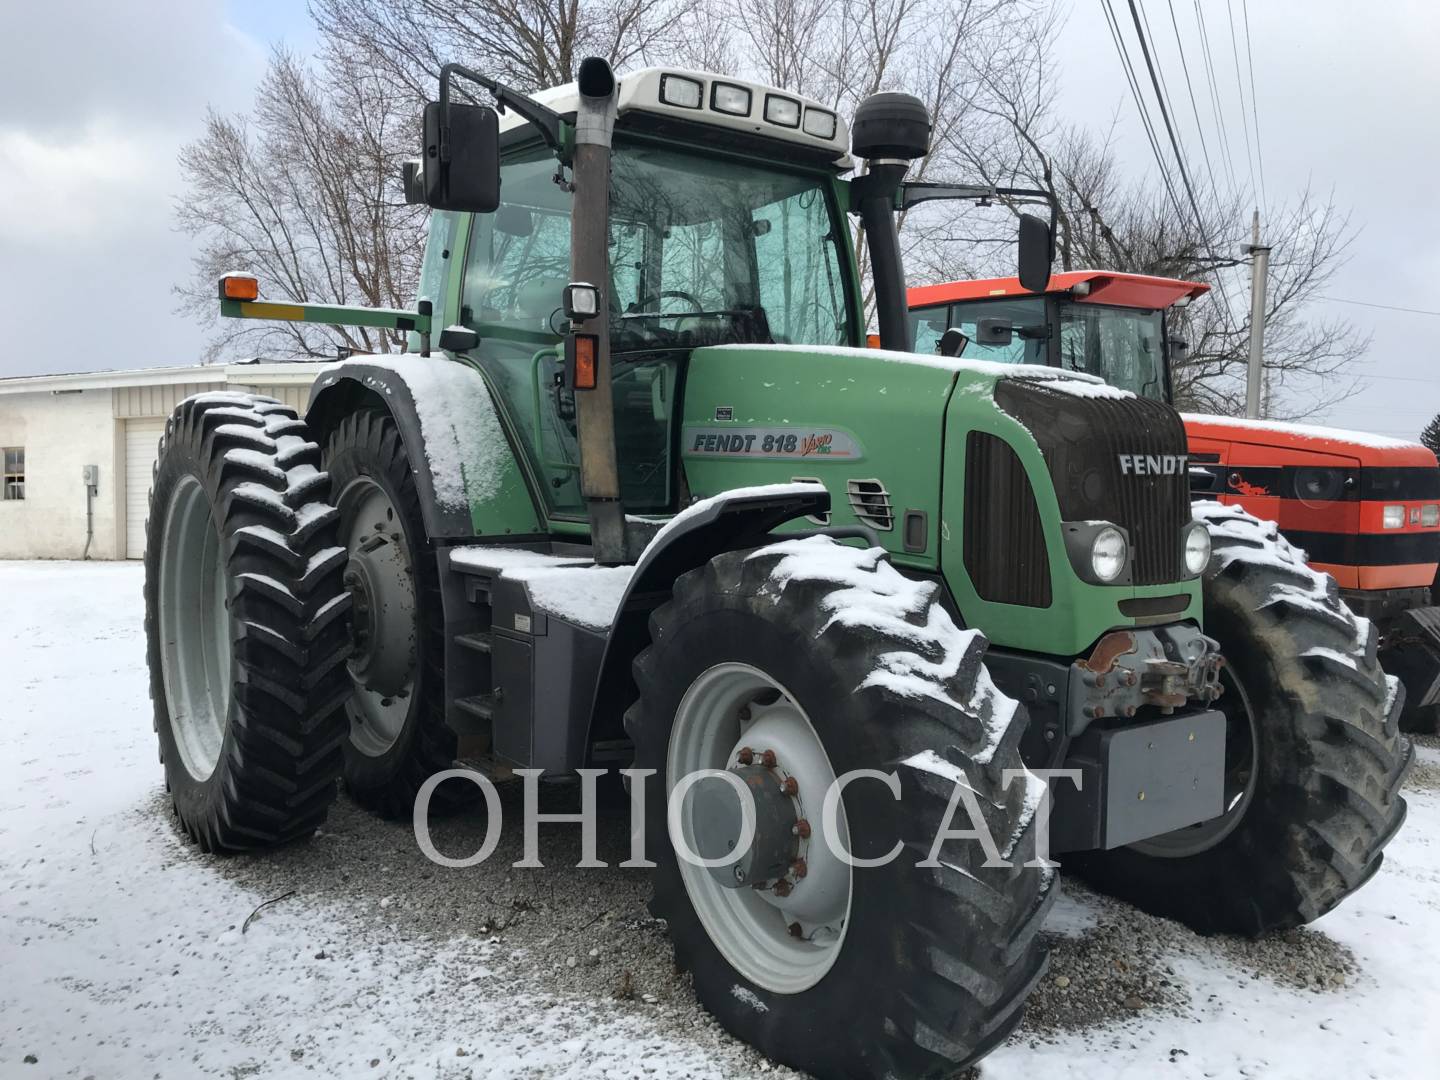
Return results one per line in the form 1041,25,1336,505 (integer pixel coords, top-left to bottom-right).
792,819,812,840
760,749,777,768
781,776,799,797
737,747,754,765
791,858,808,879
773,880,793,898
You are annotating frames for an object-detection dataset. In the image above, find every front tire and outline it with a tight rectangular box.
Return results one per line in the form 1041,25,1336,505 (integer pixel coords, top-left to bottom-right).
1073,502,1412,935
144,393,352,852
626,537,1054,1078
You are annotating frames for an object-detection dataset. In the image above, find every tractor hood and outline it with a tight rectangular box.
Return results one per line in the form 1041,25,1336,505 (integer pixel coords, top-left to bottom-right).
677,341,1144,568
1181,413,1437,470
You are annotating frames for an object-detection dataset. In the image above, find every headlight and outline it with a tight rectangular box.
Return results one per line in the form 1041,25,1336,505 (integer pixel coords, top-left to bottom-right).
1423,504,1440,527
1382,504,1406,529
1091,526,1128,583
1183,521,1212,575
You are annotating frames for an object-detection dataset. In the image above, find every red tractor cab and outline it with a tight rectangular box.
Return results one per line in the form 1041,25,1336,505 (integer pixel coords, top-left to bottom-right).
907,270,1440,729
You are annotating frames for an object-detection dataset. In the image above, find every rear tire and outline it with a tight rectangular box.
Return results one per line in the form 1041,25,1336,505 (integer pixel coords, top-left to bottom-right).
626,537,1054,1078
144,393,351,853
324,408,465,818
1072,503,1412,935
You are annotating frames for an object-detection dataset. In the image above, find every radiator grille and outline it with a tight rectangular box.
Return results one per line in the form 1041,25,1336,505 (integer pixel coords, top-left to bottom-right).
964,432,1052,607
846,479,895,531
993,380,1189,585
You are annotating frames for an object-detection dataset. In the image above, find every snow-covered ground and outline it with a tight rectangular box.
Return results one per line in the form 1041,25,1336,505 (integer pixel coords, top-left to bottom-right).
2,561,1437,1078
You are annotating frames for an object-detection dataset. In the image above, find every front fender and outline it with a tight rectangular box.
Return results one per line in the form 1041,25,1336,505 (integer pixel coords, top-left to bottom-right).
583,483,830,763
306,357,541,540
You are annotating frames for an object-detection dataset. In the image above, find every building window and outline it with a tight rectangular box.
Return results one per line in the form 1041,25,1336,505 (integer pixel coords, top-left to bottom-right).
3,447,23,501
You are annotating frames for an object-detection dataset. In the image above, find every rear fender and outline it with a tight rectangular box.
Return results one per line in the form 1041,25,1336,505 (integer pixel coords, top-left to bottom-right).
305,358,542,540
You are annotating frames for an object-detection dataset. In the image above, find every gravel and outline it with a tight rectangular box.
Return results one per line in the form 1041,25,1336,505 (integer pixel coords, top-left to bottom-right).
199,756,1394,1076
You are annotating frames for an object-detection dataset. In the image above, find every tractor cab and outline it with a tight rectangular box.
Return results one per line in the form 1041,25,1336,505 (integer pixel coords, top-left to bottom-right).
906,270,1208,400
423,73,863,523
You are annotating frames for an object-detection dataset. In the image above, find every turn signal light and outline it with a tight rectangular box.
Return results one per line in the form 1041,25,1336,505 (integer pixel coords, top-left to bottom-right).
219,273,259,301
570,334,598,390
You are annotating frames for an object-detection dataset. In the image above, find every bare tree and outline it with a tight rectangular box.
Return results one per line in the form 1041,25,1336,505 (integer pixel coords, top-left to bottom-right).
177,46,425,359
310,0,685,96
907,11,1367,420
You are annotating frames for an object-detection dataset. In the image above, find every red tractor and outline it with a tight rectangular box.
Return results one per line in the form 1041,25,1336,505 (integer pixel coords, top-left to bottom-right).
907,270,1440,731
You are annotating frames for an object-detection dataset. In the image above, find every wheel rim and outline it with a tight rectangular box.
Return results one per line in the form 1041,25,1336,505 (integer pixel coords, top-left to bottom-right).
338,476,417,758
667,663,852,994
1129,664,1260,858
158,475,232,781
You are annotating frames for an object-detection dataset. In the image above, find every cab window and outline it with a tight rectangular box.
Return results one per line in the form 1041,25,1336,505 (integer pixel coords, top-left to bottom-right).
906,297,1048,365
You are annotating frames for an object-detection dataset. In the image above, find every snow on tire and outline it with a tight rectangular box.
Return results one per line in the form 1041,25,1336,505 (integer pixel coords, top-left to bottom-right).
1072,501,1413,935
625,536,1054,1078
144,392,352,853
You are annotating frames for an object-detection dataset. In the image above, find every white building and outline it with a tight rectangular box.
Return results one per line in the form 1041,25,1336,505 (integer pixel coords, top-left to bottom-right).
0,362,328,560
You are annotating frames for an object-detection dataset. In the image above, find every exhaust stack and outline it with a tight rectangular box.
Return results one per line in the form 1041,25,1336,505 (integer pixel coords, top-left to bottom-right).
569,57,627,564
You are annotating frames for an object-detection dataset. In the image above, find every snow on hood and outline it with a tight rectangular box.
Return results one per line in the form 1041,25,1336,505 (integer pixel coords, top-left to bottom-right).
1022,379,1135,400
1181,413,1425,452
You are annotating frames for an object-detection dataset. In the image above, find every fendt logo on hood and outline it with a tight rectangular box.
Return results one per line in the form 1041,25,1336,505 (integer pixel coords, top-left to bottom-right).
1118,453,1188,476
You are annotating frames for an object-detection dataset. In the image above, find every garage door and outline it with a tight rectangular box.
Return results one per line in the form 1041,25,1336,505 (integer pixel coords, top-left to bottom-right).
125,419,166,559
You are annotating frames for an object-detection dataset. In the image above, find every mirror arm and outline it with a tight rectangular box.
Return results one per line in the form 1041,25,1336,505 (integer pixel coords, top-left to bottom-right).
897,182,1059,260
439,63,567,164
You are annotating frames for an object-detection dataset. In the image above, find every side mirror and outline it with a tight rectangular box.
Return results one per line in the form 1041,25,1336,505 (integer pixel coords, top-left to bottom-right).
976,318,1014,346
1167,336,1189,364
1017,212,1052,294
420,102,500,212
937,328,969,357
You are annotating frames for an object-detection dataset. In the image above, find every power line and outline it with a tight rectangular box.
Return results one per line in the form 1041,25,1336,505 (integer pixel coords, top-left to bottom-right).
1164,0,1226,206
1099,0,1187,222
1224,0,1259,203
1239,0,1267,207
1319,296,1440,318
1123,0,1244,333
1192,1,1241,197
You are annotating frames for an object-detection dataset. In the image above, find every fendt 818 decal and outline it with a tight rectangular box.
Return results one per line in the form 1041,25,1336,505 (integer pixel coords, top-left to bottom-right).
683,426,864,460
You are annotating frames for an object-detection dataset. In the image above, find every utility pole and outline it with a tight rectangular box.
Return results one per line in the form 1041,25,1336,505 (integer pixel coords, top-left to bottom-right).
1243,210,1271,419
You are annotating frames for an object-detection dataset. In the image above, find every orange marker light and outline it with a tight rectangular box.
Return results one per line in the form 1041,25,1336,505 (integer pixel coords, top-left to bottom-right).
573,334,598,389
219,274,259,301
865,333,881,349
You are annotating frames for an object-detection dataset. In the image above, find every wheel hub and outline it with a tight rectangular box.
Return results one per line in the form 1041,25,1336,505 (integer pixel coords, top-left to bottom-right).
336,476,418,759
693,760,802,890
342,534,416,698
667,663,852,994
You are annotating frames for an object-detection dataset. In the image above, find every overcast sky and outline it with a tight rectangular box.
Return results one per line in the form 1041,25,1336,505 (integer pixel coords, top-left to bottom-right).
1,1,1436,438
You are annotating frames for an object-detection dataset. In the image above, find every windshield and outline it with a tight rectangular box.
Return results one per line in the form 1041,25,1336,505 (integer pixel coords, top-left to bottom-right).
1057,303,1165,399
907,297,1167,399
462,140,852,352
907,297,1048,365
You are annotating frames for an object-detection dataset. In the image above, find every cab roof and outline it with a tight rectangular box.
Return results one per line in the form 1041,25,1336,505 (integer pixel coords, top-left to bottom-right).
908,270,1210,311
498,67,852,167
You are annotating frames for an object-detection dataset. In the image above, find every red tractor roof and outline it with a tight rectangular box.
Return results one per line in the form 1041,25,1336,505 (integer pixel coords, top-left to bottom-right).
908,270,1211,311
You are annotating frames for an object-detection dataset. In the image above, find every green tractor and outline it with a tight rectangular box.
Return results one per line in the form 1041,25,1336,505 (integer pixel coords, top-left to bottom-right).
144,58,1409,1078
